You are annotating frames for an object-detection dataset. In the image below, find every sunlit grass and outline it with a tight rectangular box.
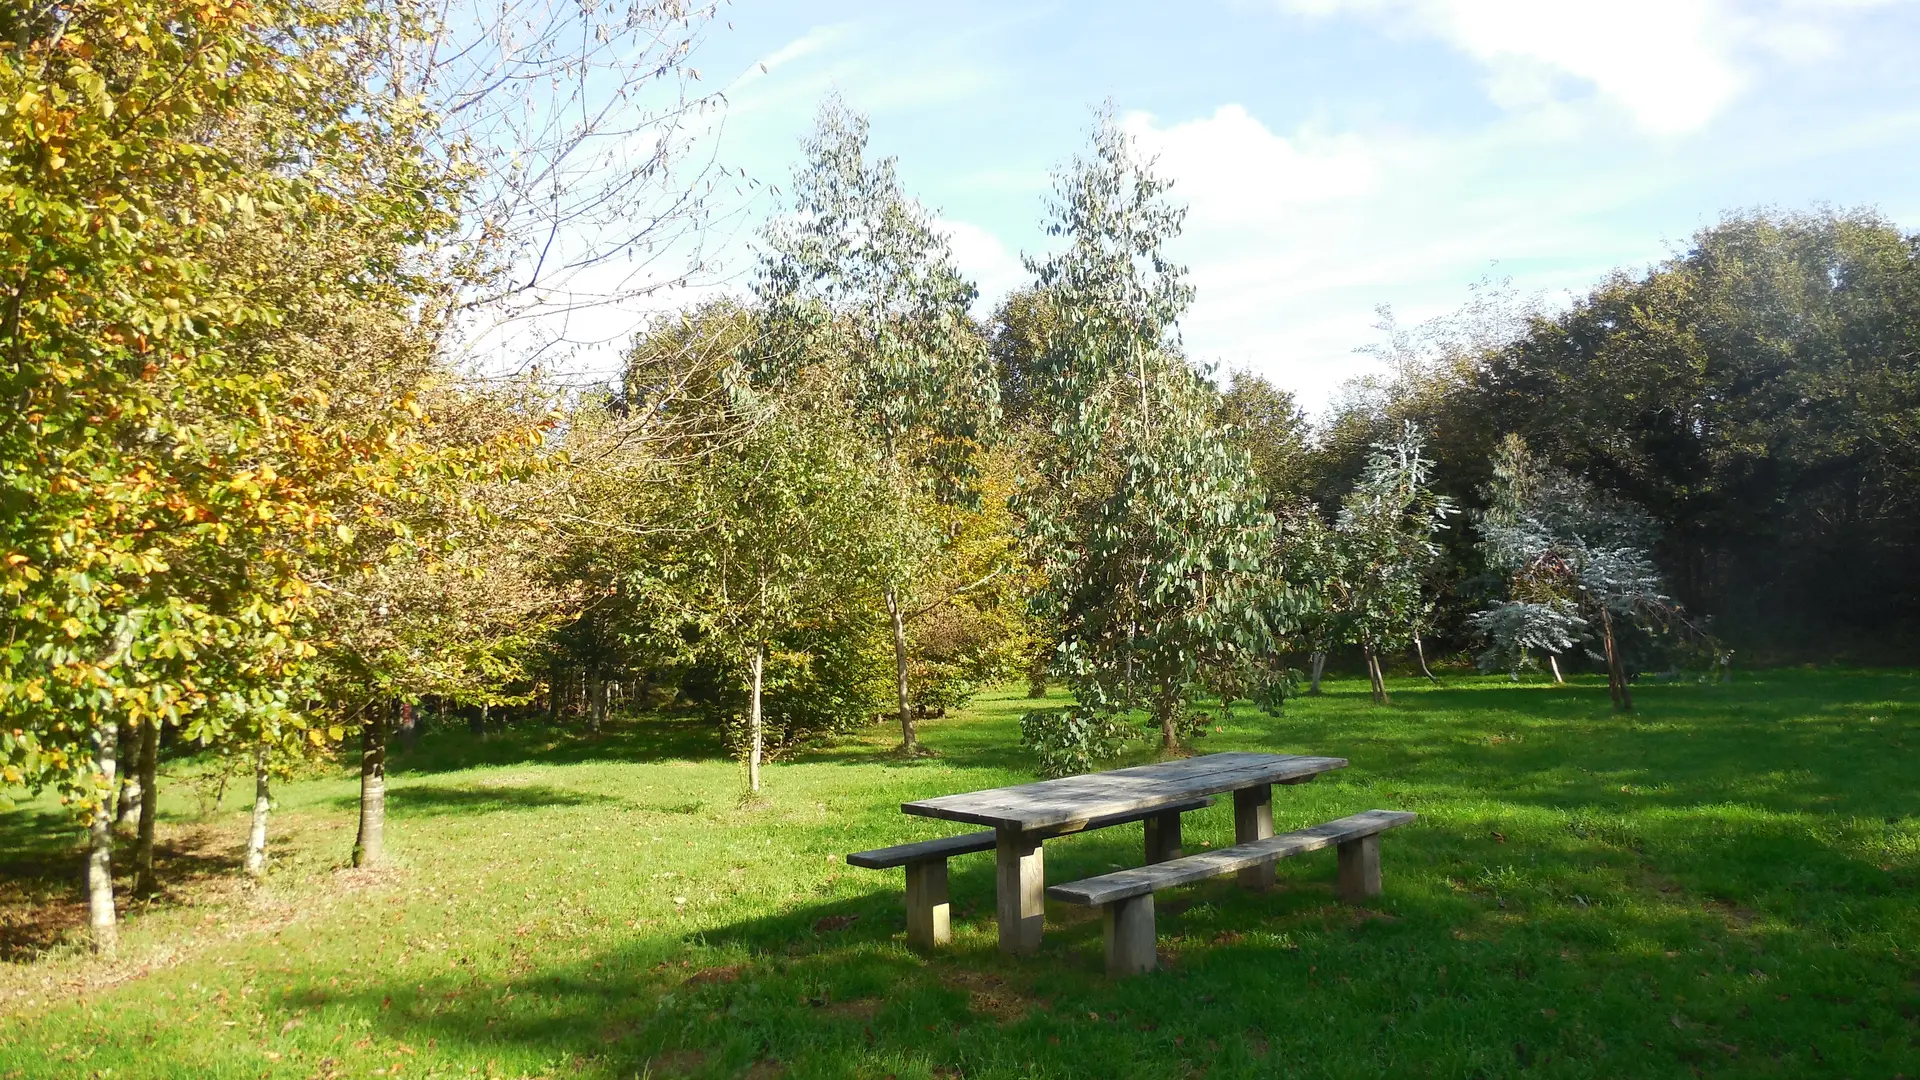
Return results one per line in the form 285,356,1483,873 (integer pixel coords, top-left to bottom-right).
2,669,1917,1078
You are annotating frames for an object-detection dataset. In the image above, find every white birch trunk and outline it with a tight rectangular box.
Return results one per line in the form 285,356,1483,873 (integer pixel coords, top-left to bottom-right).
1548,653,1564,685
245,743,271,879
747,645,765,793
87,723,119,955
351,703,389,868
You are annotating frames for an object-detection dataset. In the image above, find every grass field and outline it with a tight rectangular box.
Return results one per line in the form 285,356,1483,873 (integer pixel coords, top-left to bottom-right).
2,670,1918,1079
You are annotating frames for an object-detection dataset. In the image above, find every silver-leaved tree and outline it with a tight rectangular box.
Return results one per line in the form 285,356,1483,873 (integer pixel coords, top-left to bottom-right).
751,98,1000,756
1016,112,1280,776
1473,434,1699,711
1335,423,1455,704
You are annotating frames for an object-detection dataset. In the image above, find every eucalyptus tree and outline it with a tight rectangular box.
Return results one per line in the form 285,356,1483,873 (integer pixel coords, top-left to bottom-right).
1474,435,1692,712
1016,112,1278,772
751,99,1001,756
1274,501,1346,694
1335,423,1455,704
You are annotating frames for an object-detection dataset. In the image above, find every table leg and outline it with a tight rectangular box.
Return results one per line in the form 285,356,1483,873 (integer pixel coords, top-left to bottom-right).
995,827,1045,954
1144,809,1183,864
1234,784,1275,890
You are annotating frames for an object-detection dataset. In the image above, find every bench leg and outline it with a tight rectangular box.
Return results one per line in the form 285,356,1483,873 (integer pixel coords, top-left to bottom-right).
1336,834,1382,902
1234,784,1275,890
995,828,1044,955
1103,893,1156,976
1143,809,1183,864
905,859,950,948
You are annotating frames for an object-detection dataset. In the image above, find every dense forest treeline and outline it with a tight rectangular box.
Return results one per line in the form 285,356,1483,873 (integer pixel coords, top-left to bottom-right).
2,0,1915,954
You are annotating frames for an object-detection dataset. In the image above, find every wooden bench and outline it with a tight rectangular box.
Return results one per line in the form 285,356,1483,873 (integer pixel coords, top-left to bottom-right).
849,798,1216,948
1046,809,1416,976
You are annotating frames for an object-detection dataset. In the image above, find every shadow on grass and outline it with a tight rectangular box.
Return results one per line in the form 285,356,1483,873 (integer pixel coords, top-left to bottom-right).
286,817,1912,1079
379,714,730,776
325,782,623,819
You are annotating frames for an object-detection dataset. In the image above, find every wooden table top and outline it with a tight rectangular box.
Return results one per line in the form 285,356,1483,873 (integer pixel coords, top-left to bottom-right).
901,751,1348,831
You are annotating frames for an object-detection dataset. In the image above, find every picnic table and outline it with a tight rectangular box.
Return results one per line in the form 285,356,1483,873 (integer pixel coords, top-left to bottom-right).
896,751,1348,954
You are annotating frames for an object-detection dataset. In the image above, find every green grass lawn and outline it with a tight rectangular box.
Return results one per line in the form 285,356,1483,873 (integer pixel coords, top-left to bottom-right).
3,670,1919,1079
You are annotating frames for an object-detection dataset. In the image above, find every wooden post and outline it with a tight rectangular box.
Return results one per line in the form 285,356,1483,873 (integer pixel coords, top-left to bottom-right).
1143,809,1183,864
1234,784,1275,890
1103,894,1156,976
995,827,1044,955
1336,834,1382,902
905,859,950,949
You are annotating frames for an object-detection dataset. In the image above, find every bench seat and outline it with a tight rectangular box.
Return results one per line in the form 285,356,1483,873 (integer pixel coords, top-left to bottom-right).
847,797,1215,947
1047,809,1416,976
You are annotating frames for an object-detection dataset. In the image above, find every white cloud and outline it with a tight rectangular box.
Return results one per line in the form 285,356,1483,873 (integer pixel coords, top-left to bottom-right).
1117,104,1665,409
936,218,1028,313
1280,0,1893,134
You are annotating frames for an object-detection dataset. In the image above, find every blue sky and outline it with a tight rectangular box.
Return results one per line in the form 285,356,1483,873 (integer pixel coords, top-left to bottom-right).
661,0,1920,409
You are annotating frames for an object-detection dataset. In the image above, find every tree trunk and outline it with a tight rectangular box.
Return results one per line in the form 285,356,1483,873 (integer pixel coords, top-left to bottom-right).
114,720,139,828
468,703,486,737
397,701,417,751
1365,648,1389,705
1413,635,1439,684
1309,650,1326,695
884,587,917,753
1600,607,1632,712
244,742,271,879
1547,653,1564,685
588,666,606,735
747,645,765,793
87,722,119,955
547,664,562,723
351,702,390,868
133,719,159,896
1156,688,1180,752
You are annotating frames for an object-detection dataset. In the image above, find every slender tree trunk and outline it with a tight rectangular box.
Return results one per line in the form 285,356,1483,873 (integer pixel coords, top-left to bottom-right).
351,703,390,868
114,720,139,828
548,664,562,723
886,587,916,753
1600,607,1632,712
245,742,271,879
1365,648,1390,705
747,645,765,793
1413,635,1439,684
1309,650,1326,695
589,666,606,735
133,719,159,896
87,722,119,955
1547,653,1564,685
1157,688,1180,752
468,703,486,736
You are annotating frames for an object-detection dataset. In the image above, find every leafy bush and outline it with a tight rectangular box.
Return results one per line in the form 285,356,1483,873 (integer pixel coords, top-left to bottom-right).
1019,706,1139,778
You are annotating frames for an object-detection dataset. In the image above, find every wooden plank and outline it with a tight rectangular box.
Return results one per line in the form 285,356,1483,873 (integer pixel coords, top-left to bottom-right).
1046,810,1416,907
1103,894,1157,976
902,752,1347,831
1233,784,1276,890
1143,809,1182,864
847,798,1217,870
1335,834,1382,902
905,859,949,948
995,827,1044,955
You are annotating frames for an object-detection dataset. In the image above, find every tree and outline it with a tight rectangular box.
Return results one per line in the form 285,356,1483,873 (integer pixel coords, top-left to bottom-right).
636,385,893,792
752,98,1000,756
1217,370,1313,505
1335,423,1455,704
1017,112,1278,773
0,0,473,950
1474,435,1699,711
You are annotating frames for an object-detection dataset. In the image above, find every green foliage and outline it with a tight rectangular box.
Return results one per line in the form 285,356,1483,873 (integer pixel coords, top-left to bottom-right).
1017,112,1280,763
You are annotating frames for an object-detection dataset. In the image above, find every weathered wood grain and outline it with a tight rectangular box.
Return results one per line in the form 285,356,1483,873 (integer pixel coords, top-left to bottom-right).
845,798,1217,870
1046,810,1416,907
901,752,1347,831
